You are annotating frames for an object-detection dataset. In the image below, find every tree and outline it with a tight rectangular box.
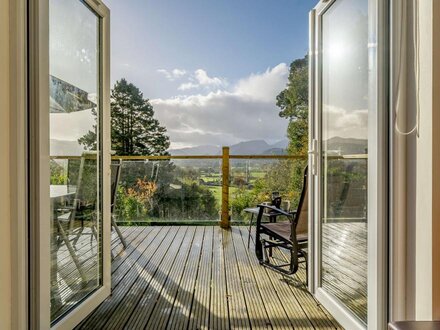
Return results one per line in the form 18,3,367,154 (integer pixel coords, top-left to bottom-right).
276,56,308,156
274,56,309,204
79,78,170,156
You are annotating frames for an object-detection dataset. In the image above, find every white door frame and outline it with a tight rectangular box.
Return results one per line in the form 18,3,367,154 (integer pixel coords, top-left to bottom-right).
28,0,111,328
309,0,389,329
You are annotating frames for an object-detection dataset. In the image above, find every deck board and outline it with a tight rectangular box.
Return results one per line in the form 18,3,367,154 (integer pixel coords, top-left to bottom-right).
210,227,230,329
72,226,342,330
321,223,367,323
122,226,190,329
136,226,197,329
79,226,171,329
188,226,213,329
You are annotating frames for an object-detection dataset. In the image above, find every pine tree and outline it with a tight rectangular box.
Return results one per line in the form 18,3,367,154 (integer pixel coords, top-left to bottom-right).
79,78,170,156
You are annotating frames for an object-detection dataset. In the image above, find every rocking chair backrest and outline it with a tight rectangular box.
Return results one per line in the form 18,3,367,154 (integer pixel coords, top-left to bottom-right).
293,167,308,239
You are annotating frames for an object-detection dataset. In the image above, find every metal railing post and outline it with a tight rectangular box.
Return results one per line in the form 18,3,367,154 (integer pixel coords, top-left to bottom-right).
220,146,230,228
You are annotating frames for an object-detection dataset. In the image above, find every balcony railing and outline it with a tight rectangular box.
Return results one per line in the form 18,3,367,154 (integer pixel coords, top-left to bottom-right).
50,147,367,227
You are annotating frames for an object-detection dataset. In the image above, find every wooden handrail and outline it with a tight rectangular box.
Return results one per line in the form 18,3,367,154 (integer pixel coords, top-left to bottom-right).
49,154,368,160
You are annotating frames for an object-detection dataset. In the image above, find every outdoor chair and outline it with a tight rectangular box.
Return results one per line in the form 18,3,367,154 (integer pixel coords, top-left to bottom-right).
55,153,99,281
255,167,308,277
111,160,127,252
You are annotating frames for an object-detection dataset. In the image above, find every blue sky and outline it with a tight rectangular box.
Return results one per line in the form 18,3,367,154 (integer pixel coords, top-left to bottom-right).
103,0,316,148
107,0,314,99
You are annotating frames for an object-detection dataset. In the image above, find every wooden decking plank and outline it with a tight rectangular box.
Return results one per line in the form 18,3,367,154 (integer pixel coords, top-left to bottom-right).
322,225,367,270
249,226,339,330
125,226,196,329
141,226,198,329
100,226,186,329
321,223,367,321
52,227,141,319
230,227,273,329
54,226,133,291
111,226,150,260
223,228,251,329
120,226,191,329
187,226,214,330
77,226,171,329
210,226,229,330
110,226,154,274
237,226,311,330
54,232,100,298
53,225,127,266
110,226,163,289
75,226,343,330
166,226,206,329
273,251,338,330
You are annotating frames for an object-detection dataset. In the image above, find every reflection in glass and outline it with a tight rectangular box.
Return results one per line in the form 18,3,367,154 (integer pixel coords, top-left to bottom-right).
321,0,368,324
49,0,101,323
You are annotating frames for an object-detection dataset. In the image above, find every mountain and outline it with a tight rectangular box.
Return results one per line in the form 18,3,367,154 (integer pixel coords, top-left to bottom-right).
169,139,289,156
270,139,289,149
325,137,367,154
169,145,221,156
230,140,270,154
168,137,367,157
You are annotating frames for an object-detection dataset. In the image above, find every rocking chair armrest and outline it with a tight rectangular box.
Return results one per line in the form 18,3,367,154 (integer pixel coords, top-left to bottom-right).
256,204,294,218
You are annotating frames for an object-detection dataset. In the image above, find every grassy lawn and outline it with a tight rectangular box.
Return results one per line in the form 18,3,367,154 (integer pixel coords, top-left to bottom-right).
208,186,239,206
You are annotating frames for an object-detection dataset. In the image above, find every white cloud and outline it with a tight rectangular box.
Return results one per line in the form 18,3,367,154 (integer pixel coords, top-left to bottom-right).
323,105,368,140
178,82,199,91
194,69,227,87
157,68,187,81
177,69,228,91
152,63,289,147
234,63,289,102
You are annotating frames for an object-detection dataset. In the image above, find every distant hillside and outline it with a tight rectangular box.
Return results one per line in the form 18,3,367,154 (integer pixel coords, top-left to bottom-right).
270,139,289,149
169,145,221,156
169,139,289,156
325,137,367,154
230,140,269,155
262,148,287,155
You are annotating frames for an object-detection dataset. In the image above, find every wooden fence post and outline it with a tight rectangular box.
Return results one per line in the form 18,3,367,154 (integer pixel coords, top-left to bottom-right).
220,146,230,228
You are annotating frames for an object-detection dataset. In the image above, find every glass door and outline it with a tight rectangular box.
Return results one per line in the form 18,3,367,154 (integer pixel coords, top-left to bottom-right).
309,0,388,329
30,0,111,328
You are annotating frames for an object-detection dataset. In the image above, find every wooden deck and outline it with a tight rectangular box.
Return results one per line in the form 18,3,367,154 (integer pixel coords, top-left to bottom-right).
71,226,341,329
322,222,367,323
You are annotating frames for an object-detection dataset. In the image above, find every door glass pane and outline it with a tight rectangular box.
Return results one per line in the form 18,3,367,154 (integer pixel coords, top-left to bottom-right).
49,0,102,323
321,0,368,324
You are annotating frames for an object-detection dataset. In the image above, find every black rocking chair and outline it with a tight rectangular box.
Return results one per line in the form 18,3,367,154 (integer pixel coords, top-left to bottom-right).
255,166,308,277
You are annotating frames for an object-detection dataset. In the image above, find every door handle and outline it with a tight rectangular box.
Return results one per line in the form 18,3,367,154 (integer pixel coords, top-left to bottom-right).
308,139,318,176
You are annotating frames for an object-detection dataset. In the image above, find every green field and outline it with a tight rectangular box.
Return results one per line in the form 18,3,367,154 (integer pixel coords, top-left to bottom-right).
208,186,238,206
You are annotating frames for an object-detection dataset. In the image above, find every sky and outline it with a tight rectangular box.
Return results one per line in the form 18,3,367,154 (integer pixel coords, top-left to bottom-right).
105,0,315,148
50,0,317,152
